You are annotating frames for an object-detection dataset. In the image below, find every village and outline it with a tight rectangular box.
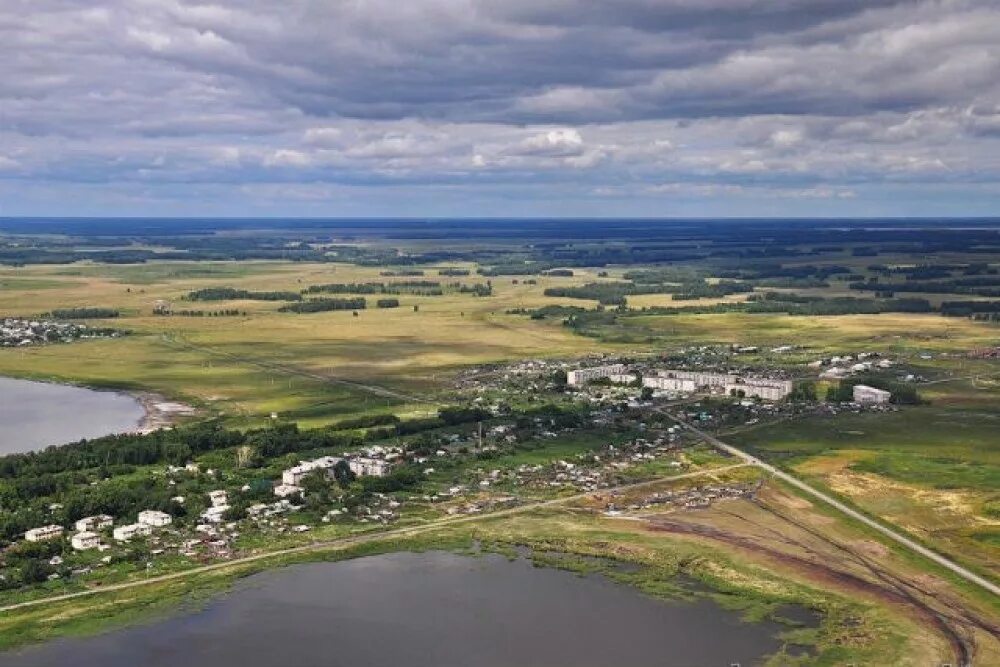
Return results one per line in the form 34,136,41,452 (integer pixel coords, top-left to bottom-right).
0,318,120,347
2,346,912,592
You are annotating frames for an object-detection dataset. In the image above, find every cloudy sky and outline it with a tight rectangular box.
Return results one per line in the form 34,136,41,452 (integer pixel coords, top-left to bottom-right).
2,0,999,217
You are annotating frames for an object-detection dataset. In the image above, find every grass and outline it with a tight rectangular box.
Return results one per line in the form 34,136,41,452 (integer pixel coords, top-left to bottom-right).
734,397,1000,579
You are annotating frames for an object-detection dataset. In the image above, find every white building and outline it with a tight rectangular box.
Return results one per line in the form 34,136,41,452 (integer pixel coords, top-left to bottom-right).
207,490,228,507
645,369,792,401
853,384,892,404
113,523,152,542
642,375,696,392
74,514,113,533
25,525,64,542
274,483,303,498
725,378,794,401
282,456,343,486
201,505,229,523
71,531,100,550
566,364,627,386
137,510,172,527
348,457,394,478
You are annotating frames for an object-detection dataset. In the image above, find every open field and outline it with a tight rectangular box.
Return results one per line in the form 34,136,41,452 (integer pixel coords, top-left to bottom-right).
734,391,1000,580
0,261,621,427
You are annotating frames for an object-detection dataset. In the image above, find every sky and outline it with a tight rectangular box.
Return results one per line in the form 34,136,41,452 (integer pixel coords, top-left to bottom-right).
1,0,999,218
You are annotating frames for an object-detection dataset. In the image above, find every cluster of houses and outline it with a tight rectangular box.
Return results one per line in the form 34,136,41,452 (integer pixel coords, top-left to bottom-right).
566,364,793,401
604,481,760,515
23,509,175,552
0,318,116,347
812,352,894,380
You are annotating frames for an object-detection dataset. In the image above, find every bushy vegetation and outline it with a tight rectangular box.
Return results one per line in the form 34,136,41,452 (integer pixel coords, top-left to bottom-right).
186,287,301,301
279,298,367,313
45,308,120,319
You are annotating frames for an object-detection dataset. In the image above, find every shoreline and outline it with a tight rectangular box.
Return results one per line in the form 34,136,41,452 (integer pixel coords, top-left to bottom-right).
132,391,198,433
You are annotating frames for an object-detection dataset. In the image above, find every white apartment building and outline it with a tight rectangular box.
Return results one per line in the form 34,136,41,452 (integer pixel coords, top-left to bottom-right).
74,514,113,533
282,456,344,486
113,523,152,542
137,510,173,527
71,531,100,550
349,457,394,478
646,369,792,400
853,384,892,404
566,364,627,386
725,378,794,401
642,375,697,392
25,525,64,542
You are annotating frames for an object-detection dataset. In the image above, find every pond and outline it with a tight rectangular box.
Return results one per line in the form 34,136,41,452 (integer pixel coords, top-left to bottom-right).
0,376,145,454
2,551,806,667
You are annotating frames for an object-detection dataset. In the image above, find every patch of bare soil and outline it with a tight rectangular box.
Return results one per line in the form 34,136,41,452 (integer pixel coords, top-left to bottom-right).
642,502,1000,667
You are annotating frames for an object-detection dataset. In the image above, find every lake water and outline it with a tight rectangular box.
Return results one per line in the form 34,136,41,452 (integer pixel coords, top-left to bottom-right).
0,376,145,454
2,551,803,667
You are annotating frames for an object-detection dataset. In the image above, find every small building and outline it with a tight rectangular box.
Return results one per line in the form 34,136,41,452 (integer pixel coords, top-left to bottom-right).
201,505,229,523
74,514,113,533
113,523,152,542
25,525,64,542
274,483,303,498
137,510,172,527
208,490,228,507
71,531,100,550
853,384,892,405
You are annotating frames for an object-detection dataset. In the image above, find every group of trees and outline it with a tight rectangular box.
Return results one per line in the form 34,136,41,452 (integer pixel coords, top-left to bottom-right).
44,308,120,319
186,287,302,301
303,281,444,296
279,298,367,313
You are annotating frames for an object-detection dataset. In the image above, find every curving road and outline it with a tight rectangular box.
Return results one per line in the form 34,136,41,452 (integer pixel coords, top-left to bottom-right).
663,409,1000,598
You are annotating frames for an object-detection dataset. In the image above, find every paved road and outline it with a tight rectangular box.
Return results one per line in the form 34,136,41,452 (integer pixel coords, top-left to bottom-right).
663,409,1000,598
0,463,748,614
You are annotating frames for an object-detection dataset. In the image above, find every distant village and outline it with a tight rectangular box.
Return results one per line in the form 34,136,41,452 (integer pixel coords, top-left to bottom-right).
0,318,120,347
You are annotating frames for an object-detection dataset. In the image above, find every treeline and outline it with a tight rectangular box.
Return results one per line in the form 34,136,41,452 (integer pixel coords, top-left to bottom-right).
187,287,302,301
379,270,424,277
376,298,400,308
851,275,1000,298
544,281,663,305
670,280,753,300
543,279,751,305
279,298,367,313
45,308,119,319
438,268,470,276
940,301,1000,317
303,281,443,296
156,309,244,317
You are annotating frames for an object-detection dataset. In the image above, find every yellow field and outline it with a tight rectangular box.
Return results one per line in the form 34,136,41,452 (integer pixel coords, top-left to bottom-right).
0,261,621,425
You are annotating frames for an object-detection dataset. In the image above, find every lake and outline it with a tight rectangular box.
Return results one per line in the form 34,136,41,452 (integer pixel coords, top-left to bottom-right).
0,376,145,454
2,551,805,667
